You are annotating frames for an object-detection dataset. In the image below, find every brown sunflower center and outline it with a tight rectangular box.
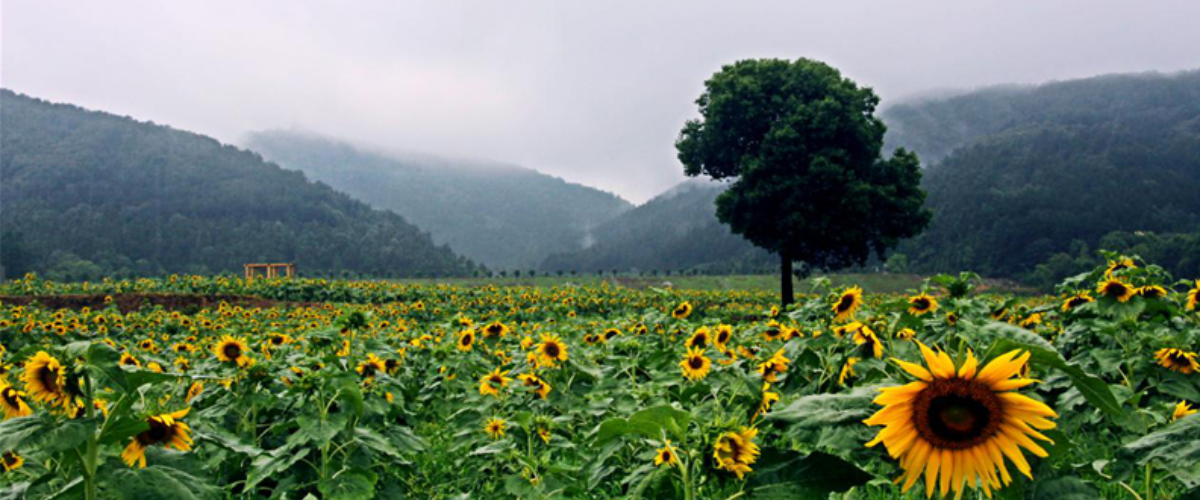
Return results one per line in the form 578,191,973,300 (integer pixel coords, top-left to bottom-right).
2,388,20,407
913,298,931,310
223,344,242,359
37,366,61,393
688,356,705,370
1,452,17,468
692,333,708,347
138,418,173,446
911,378,1002,449
717,331,730,343
543,342,561,358
836,296,855,313
460,335,472,346
1105,282,1128,296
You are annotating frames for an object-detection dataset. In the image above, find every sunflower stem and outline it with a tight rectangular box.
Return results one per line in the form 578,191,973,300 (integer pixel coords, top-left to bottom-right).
1144,464,1152,500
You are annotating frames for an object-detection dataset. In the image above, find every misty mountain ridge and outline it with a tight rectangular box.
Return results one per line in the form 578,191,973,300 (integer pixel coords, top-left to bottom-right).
244,130,633,270
0,89,478,280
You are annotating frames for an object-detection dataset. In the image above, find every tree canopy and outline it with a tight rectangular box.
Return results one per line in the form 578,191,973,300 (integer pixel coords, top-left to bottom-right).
676,58,931,304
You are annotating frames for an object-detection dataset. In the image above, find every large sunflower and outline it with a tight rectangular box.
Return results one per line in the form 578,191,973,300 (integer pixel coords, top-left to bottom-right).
121,408,193,468
854,324,884,359
713,427,760,479
1,383,32,419
536,334,568,367
757,348,790,383
213,336,253,367
714,324,734,352
680,347,712,381
864,342,1057,498
832,287,864,323
908,293,939,316
457,329,476,352
672,302,693,320
1060,292,1094,312
518,373,552,399
22,351,71,408
686,327,710,349
478,368,511,397
1154,348,1199,374
1096,278,1135,303
356,354,387,381
484,417,507,440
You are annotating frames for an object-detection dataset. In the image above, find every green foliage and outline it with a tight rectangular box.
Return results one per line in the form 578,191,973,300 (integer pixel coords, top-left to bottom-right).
676,58,930,302
244,130,632,270
892,70,1200,278
0,90,478,279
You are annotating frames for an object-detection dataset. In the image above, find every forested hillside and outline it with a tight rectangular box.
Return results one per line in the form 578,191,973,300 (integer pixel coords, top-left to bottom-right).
539,180,771,273
889,70,1200,279
244,131,632,270
0,90,478,280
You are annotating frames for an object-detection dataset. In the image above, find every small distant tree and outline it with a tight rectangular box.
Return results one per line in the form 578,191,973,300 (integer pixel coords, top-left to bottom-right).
677,58,931,306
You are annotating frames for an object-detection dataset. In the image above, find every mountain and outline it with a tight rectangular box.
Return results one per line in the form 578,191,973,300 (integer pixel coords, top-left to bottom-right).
886,70,1200,278
0,90,477,280
539,179,771,273
243,131,633,270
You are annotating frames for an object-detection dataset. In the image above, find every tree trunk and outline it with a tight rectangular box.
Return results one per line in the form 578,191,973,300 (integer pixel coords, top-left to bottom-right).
780,252,794,307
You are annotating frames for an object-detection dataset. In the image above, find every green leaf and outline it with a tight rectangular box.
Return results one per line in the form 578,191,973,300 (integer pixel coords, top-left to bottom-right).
1116,415,1200,488
353,427,404,461
1027,475,1100,500
245,445,309,492
0,416,47,451
469,439,514,456
105,464,219,500
42,477,84,500
981,322,1126,423
594,405,690,445
291,414,342,448
36,417,97,453
764,386,877,461
318,468,377,500
746,449,871,499
385,426,427,454
195,427,261,457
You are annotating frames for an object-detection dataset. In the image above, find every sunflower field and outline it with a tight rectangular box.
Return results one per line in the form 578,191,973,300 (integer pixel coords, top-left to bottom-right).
1,253,1199,499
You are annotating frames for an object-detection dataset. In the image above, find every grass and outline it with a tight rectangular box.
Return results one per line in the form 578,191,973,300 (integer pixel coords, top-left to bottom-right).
393,272,1031,295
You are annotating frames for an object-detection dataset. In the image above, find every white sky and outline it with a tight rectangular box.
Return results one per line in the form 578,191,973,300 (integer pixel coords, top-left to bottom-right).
4,1,1199,203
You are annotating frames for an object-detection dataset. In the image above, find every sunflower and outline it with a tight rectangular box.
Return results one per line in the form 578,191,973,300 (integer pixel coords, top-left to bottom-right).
478,368,511,397
267,333,293,347
762,321,784,342
518,373,552,399
22,351,71,408
1097,278,1135,303
603,328,621,342
537,425,552,444
686,327,710,349
356,354,387,380
679,347,712,381
213,336,253,367
1137,285,1167,299
484,417,507,440
714,324,734,352
483,321,509,338
753,382,780,421
832,287,863,323
864,342,1057,499
121,408,194,468
908,293,939,316
896,328,916,341
1105,257,1136,275
654,440,678,467
1,451,22,472
186,381,204,403
838,357,859,386
1173,400,1197,422
713,427,760,479
457,329,476,352
757,348,790,383
1061,292,1094,312
672,302,693,319
1,383,32,419
1188,281,1199,310
854,325,884,359
536,334,568,367
1154,348,1199,374
120,352,141,368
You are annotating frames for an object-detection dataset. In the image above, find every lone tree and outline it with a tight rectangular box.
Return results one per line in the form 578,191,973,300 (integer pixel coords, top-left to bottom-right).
676,58,931,306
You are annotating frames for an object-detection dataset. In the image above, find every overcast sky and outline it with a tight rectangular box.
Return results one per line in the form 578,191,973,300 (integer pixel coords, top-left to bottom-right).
4,1,1199,202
